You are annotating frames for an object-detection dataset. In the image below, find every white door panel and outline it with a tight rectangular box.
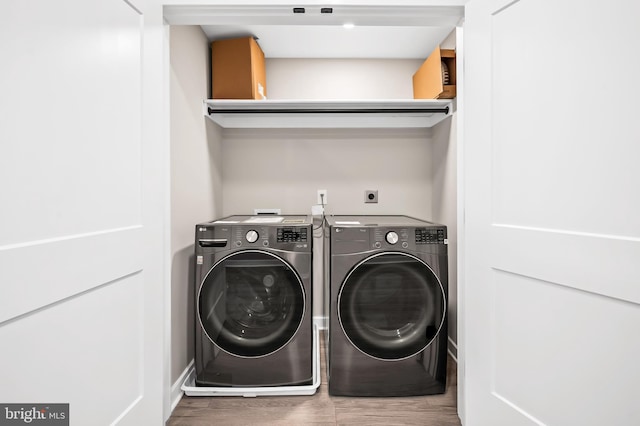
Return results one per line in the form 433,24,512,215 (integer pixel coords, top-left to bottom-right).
492,270,640,426
0,226,142,324
0,0,141,246
0,0,162,424
1,274,144,425
465,0,640,425
489,0,640,238
491,225,640,304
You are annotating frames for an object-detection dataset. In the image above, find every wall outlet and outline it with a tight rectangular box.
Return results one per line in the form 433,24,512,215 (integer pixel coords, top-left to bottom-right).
317,189,328,205
365,190,378,203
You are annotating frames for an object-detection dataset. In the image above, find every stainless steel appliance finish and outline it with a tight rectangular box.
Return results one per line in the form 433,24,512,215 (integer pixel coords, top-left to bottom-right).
195,215,313,387
324,215,448,396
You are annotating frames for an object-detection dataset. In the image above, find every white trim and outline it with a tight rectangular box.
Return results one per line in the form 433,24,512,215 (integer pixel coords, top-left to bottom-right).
122,0,142,15
455,22,466,426
491,391,546,426
110,395,143,425
494,222,640,243
447,336,458,363
171,359,194,413
313,315,326,331
163,4,465,27
0,224,142,252
162,19,173,423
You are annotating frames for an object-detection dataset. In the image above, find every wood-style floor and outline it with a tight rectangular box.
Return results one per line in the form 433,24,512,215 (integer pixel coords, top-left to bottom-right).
169,336,461,426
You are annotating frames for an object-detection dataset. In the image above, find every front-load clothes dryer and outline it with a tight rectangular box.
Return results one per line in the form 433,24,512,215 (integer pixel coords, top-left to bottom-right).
324,215,448,396
194,215,313,387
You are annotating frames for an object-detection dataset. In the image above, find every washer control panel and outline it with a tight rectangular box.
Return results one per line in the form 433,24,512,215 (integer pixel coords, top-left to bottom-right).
277,227,308,243
415,228,446,244
196,216,312,253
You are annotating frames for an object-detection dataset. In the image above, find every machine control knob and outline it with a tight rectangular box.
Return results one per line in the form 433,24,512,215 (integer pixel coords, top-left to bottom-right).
386,231,399,245
245,230,259,243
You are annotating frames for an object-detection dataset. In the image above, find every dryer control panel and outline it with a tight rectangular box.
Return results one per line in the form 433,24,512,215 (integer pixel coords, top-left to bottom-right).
328,216,447,255
372,228,411,249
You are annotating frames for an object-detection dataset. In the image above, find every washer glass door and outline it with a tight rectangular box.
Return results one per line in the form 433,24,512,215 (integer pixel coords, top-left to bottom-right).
338,252,446,360
198,250,305,357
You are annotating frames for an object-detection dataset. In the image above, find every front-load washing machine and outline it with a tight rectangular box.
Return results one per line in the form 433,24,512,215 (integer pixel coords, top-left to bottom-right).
194,215,313,387
324,215,448,396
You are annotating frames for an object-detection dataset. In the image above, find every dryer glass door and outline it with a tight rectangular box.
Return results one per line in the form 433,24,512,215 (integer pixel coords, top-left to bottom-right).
338,252,446,360
198,250,305,357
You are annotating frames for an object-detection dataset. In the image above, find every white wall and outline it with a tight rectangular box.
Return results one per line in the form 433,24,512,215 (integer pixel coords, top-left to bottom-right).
266,58,422,100
221,128,434,218
170,25,223,399
432,112,458,358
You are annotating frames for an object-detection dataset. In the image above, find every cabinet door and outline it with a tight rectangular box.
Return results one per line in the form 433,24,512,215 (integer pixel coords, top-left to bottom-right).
0,1,162,424
464,0,640,425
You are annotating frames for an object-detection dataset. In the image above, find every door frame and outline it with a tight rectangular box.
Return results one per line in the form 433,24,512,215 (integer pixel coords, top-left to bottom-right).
149,1,469,421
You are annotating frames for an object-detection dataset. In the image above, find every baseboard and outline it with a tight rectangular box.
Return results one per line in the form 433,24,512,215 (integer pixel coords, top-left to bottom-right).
171,359,194,413
447,336,458,363
313,315,326,331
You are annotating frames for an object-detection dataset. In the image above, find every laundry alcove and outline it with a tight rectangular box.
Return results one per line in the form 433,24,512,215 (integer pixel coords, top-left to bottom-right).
166,3,463,413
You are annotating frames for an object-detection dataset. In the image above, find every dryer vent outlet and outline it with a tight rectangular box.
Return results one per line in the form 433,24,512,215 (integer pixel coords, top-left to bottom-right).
365,190,378,203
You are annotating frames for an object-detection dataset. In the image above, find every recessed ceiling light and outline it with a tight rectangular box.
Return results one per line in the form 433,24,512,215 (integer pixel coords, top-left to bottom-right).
343,23,355,29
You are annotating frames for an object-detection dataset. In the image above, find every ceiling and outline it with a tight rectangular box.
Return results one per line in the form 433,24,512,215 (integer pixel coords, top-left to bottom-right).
166,5,464,59
200,24,455,59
